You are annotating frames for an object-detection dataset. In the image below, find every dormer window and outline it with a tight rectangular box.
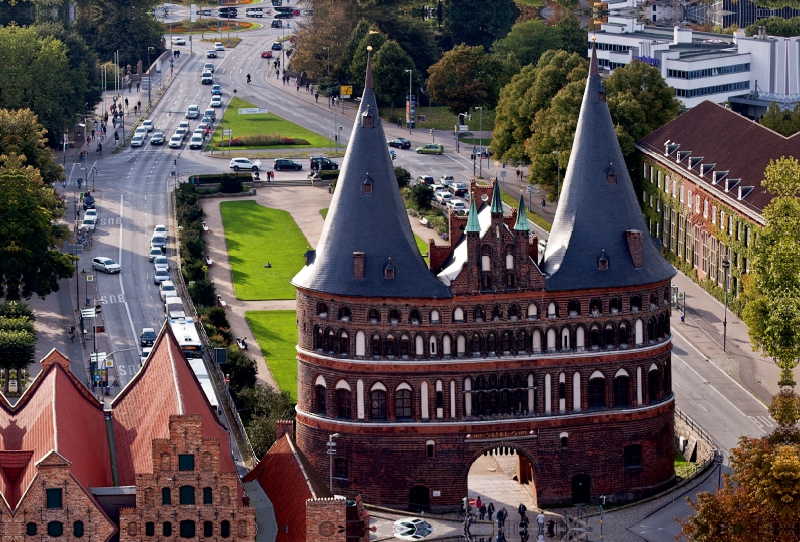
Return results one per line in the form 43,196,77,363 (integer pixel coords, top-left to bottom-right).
598,250,609,271
606,163,616,184
361,107,374,128
362,173,373,194
598,86,606,102
384,260,395,279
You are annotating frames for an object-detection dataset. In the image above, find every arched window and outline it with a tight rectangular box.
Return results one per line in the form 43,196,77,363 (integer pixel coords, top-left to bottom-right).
338,306,351,321
317,303,328,317
588,375,605,408
649,368,660,404
546,328,557,351
221,520,231,538
501,332,512,353
487,333,497,354
400,334,410,356
443,334,452,356
491,305,502,321
73,521,84,538
162,487,171,505
336,389,351,418
416,334,425,356
371,334,381,357
516,331,527,353
429,335,438,357
561,327,571,350
431,310,441,323
547,302,557,318
631,295,642,313
180,520,196,538
527,303,539,319
532,329,542,352
576,326,585,351
203,487,213,505
48,522,63,537
635,319,644,345
568,300,580,317
649,293,658,309
355,331,365,356
385,335,396,356
326,329,335,353
26,523,37,535
316,385,327,414
409,309,421,325
506,253,514,270
589,298,602,316
474,306,486,322
453,307,465,322
371,389,387,419
589,326,601,348
339,331,350,356
396,388,412,419
368,308,380,323
613,369,630,407
388,309,401,324
610,297,622,315
204,522,213,537
471,333,481,354
457,334,466,355
314,326,323,350
604,324,615,347
619,324,629,347
163,522,173,537
647,319,655,343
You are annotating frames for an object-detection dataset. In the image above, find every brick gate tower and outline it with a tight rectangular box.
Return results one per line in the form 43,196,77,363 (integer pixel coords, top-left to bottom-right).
291,45,676,510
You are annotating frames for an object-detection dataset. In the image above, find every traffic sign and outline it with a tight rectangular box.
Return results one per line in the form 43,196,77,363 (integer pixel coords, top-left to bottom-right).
94,374,101,383
468,498,476,507
341,85,353,99
81,308,96,318
105,359,114,368
67,244,83,255
500,170,506,178
223,129,233,136
86,274,94,283
527,185,533,194
91,352,107,363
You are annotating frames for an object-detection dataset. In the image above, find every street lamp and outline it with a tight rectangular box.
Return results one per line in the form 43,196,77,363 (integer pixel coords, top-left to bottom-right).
91,167,97,191
722,259,730,351
328,433,340,493
552,150,562,201
322,46,330,77
147,46,155,108
405,69,413,134
475,106,483,178
456,112,470,153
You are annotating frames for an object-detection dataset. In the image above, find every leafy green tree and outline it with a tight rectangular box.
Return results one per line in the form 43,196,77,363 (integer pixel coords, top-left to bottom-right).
188,279,216,307
426,44,505,115
745,15,800,35
0,157,72,301
556,17,587,57
443,0,520,51
409,183,434,211
760,102,800,136
0,109,63,184
375,16,440,77
349,30,386,92
0,308,35,394
394,166,411,188
742,157,800,388
224,346,258,397
373,40,416,117
0,300,35,321
492,20,562,67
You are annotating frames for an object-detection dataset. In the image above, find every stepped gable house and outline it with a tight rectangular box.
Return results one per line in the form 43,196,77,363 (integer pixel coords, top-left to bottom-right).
291,45,676,510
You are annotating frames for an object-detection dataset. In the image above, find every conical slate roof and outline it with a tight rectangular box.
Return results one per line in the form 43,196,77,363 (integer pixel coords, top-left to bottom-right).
292,52,451,299
541,44,674,291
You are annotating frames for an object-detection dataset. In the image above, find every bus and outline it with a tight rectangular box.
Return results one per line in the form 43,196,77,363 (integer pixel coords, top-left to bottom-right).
189,358,222,416
169,317,203,361
274,6,293,13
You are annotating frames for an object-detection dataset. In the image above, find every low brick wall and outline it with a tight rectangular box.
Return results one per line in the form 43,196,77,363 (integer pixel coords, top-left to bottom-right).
674,407,715,463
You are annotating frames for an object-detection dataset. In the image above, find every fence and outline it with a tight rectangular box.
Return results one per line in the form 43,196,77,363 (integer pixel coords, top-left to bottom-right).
675,406,718,450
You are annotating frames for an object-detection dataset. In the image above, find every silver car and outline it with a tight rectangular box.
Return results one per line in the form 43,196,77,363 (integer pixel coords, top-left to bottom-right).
153,268,170,284
154,256,170,272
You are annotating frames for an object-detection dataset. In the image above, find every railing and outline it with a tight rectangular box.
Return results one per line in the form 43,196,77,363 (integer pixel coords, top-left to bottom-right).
170,178,258,465
675,405,718,450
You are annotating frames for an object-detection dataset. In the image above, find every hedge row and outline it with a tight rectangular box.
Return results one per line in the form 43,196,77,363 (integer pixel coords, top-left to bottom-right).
214,134,310,147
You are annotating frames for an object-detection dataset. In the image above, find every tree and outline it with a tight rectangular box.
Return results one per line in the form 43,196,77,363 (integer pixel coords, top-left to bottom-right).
426,44,505,115
349,30,386,91
760,102,800,136
373,41,416,117
224,346,257,397
0,307,35,394
237,384,295,457
0,157,73,301
742,157,800,388
188,279,216,307
556,17,587,57
409,183,434,211
745,15,800,35
374,15,440,77
394,166,411,188
0,109,64,184
492,20,562,68
443,0,520,52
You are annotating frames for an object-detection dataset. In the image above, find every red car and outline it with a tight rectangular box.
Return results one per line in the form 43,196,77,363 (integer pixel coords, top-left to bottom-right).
261,50,273,59
292,9,300,15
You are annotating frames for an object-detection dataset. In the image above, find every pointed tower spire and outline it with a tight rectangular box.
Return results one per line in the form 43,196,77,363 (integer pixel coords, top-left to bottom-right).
365,45,373,90
490,180,503,214
514,195,529,231
465,196,481,233
590,36,599,76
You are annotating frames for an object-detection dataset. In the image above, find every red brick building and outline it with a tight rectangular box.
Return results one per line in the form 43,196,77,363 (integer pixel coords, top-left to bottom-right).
0,325,255,540
291,47,677,510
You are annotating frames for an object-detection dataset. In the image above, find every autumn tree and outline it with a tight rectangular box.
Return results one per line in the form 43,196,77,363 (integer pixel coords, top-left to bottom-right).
426,44,506,115
0,109,64,184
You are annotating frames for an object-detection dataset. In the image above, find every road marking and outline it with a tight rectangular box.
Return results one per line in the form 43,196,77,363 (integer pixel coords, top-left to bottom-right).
117,193,139,354
673,353,764,434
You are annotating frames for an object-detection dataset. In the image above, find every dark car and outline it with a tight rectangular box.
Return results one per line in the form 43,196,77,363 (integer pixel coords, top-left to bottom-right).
270,19,283,28
271,42,282,50
149,132,166,145
310,156,338,171
388,138,411,149
83,194,95,210
273,158,302,171
140,327,156,347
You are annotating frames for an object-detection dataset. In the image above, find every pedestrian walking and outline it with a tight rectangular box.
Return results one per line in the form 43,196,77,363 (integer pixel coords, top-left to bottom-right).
487,502,494,521
541,197,546,212
86,136,91,145
137,101,141,110
128,82,132,92
315,92,319,103
516,168,521,181
518,503,527,520
296,83,300,92
520,514,529,533
97,142,102,155
537,512,545,535
91,129,95,140
398,118,402,129
476,496,482,510
478,503,486,521
137,82,141,91
69,325,76,342
125,97,129,108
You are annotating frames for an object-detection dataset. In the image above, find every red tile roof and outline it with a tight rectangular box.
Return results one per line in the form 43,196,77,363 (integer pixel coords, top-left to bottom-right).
244,434,333,542
111,322,239,489
637,100,800,216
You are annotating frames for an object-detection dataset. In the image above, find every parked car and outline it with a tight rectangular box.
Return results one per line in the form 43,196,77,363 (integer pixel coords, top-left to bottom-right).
211,84,222,95
159,280,178,301
142,119,155,131
273,158,302,171
84,209,98,220
416,175,434,185
309,156,338,171
141,346,152,364
214,42,225,51
168,134,183,148
171,37,186,45
185,105,200,118
387,138,411,149
83,194,95,209
140,327,156,347
153,268,170,285
92,257,121,274
447,199,466,212
229,157,261,171
449,182,468,197
150,132,165,145
130,134,145,147
81,216,97,230
149,247,163,262
206,50,218,58
153,256,170,272
416,143,444,155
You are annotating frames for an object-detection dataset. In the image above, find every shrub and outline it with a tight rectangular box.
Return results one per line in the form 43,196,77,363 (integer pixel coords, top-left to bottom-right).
220,174,243,193
394,166,411,188
175,183,198,207
206,307,230,329
177,203,204,225
180,229,205,260
409,184,434,211
318,170,339,180
182,257,207,282
223,346,257,397
214,134,311,147
188,279,217,307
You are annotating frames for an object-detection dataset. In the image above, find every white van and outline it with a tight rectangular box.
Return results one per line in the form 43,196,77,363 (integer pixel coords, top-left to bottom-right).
245,7,263,17
189,135,204,149
165,297,186,320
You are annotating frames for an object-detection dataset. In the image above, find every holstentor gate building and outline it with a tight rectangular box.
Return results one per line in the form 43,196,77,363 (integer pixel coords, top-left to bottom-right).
292,46,676,510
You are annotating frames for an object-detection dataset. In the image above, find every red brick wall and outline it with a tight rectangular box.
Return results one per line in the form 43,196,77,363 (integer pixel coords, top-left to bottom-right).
306,498,346,542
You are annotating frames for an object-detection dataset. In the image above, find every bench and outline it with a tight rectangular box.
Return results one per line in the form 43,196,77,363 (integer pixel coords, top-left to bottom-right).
205,256,213,266
202,222,209,233
419,217,430,227
216,295,227,309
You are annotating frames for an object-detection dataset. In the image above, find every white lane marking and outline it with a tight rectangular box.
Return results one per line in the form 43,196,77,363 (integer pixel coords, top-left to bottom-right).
118,193,139,351
673,353,764,434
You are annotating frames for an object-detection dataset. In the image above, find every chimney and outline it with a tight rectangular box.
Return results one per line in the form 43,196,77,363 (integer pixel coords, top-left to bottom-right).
626,230,643,269
353,252,365,279
275,419,294,442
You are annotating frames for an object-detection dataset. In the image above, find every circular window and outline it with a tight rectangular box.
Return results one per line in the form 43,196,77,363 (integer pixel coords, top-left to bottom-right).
319,521,334,536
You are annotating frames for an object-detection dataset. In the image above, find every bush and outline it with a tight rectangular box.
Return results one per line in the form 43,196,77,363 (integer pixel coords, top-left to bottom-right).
220,174,243,193
188,279,217,307
206,307,230,329
180,229,205,260
224,346,258,397
409,184,434,211
182,257,207,282
177,203,204,225
175,183,198,207
318,170,339,180
214,134,311,147
394,166,411,188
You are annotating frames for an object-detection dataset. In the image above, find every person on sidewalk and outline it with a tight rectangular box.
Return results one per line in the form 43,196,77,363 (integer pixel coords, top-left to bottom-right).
97,142,102,155
315,92,319,103
537,512,545,535
398,118,402,129
487,502,495,521
478,502,486,520
520,514,529,533
137,82,140,91
541,197,546,212
476,496,482,510
518,503,527,520
91,129,95,140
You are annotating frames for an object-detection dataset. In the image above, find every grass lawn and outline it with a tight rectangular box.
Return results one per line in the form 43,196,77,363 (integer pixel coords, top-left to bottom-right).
380,106,496,133
219,200,309,300
212,97,334,150
674,449,698,479
245,310,298,400
414,234,429,264
319,208,328,219
499,191,552,232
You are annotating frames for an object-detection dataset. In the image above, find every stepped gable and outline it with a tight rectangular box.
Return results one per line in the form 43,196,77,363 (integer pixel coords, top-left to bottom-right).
0,350,111,509
111,322,238,491
542,43,674,291
292,49,452,299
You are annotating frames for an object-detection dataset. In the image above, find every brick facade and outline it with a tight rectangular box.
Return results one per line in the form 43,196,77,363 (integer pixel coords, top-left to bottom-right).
118,415,255,541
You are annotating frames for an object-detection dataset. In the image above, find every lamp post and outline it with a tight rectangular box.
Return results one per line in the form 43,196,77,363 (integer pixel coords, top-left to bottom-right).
91,167,97,191
405,69,413,134
599,495,606,540
456,112,469,153
147,47,154,108
552,150,562,201
476,106,483,178
322,46,330,77
328,433,340,493
722,259,730,351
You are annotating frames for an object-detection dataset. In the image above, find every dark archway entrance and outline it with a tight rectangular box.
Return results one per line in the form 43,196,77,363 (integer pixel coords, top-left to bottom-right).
409,486,430,512
571,474,591,504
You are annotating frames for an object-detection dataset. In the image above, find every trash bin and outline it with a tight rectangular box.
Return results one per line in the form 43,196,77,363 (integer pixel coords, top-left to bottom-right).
252,188,257,195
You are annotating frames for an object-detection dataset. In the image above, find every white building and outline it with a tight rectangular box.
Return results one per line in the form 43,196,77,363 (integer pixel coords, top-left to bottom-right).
590,17,800,114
